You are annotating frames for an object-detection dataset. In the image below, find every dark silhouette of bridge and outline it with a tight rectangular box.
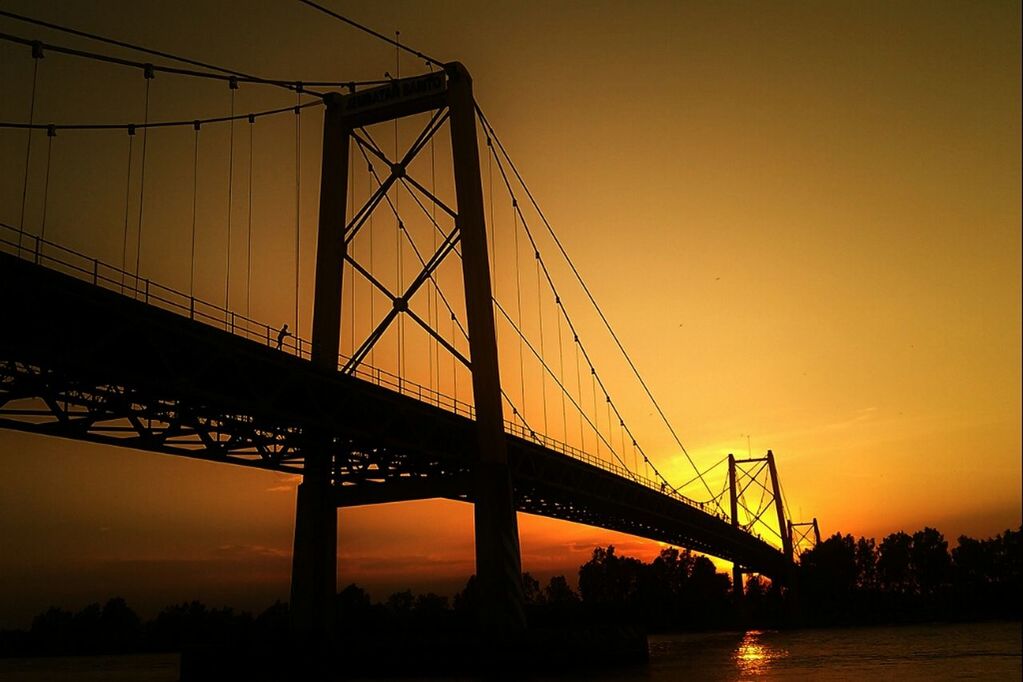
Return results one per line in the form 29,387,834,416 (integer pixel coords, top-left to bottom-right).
0,18,815,653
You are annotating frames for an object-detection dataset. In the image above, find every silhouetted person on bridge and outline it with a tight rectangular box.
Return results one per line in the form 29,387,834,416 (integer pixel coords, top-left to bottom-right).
276,324,291,350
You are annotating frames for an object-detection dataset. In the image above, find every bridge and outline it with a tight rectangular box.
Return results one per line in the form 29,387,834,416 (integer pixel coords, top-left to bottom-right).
0,7,817,649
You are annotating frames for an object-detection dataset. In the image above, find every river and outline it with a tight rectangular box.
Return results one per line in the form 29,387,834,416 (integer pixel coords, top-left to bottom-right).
0,621,1018,680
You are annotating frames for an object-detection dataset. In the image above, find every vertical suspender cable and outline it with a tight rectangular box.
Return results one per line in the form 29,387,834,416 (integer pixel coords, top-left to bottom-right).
394,32,404,381
368,160,375,367
246,113,254,317
513,201,525,421
605,396,613,469
348,140,355,358
226,77,237,312
121,126,135,290
190,121,200,296
536,252,548,435
18,42,43,250
452,312,458,404
396,217,403,375
574,337,584,450
591,366,600,461
556,298,567,441
39,125,54,243
135,64,153,287
430,62,438,390
294,90,302,350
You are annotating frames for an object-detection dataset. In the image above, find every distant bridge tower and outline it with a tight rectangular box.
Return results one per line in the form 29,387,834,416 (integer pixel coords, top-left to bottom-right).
788,518,822,557
728,449,792,596
291,63,524,642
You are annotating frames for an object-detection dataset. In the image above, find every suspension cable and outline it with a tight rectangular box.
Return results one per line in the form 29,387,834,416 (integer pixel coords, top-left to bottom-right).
190,121,200,296
368,160,375,367
133,66,152,284
226,80,237,312
536,250,548,435
512,200,526,419
39,125,55,242
295,0,445,68
348,134,355,357
17,41,43,247
494,300,635,476
430,63,439,390
0,19,385,93
294,98,302,351
120,126,134,290
394,33,405,381
556,296,568,441
246,114,254,317
0,99,323,133
478,106,724,511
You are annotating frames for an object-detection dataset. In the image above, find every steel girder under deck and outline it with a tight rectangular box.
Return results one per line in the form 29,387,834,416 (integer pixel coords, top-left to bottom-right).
0,253,788,579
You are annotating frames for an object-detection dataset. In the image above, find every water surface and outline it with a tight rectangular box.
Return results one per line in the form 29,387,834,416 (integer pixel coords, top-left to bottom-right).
0,621,1018,680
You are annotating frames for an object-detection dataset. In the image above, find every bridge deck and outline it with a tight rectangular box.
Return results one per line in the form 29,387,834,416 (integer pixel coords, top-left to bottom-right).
0,251,788,577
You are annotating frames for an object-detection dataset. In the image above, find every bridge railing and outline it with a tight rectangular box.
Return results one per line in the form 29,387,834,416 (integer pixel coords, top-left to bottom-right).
1,222,722,517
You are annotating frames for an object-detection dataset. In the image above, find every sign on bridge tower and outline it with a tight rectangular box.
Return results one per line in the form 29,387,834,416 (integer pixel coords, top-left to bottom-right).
292,63,525,640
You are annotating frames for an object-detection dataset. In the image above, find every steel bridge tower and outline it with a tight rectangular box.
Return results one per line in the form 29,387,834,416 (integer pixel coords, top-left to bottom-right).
728,449,792,597
290,63,524,644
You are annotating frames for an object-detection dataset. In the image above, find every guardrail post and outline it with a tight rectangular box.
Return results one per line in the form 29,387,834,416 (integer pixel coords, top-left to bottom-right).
92,259,99,285
33,236,40,265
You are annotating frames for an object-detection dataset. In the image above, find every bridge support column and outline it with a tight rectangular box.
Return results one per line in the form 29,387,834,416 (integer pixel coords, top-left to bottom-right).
728,453,743,600
289,456,337,643
448,62,526,634
766,450,793,561
289,90,348,647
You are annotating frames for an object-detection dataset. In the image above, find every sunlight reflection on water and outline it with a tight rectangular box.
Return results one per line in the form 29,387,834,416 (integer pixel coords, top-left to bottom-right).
734,629,789,677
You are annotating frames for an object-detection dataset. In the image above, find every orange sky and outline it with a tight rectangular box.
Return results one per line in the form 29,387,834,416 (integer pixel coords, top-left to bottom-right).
0,1,1019,627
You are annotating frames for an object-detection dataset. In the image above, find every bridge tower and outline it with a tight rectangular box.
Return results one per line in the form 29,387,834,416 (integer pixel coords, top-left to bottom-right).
728,449,793,597
789,518,822,557
290,63,525,641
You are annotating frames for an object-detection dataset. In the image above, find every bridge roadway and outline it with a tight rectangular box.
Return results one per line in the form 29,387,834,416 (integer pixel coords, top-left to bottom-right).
0,251,788,579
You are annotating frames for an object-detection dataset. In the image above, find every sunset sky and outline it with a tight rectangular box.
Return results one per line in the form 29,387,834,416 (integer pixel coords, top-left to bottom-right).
0,1,1019,628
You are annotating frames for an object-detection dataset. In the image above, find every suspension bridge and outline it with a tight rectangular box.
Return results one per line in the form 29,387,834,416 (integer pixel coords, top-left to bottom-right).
0,6,819,646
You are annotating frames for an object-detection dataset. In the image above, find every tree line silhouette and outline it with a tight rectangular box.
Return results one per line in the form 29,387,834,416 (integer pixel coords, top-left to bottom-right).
777,525,1021,627
0,525,1018,657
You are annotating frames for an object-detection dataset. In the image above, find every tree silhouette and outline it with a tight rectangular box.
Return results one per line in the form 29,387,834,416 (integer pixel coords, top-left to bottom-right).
543,576,579,606
578,546,643,607
855,537,878,590
910,527,951,596
522,572,544,606
878,531,913,594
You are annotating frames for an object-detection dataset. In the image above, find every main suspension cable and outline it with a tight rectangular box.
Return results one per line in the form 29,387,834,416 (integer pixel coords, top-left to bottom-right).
0,16,385,93
477,105,722,508
295,0,444,68
0,100,323,132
